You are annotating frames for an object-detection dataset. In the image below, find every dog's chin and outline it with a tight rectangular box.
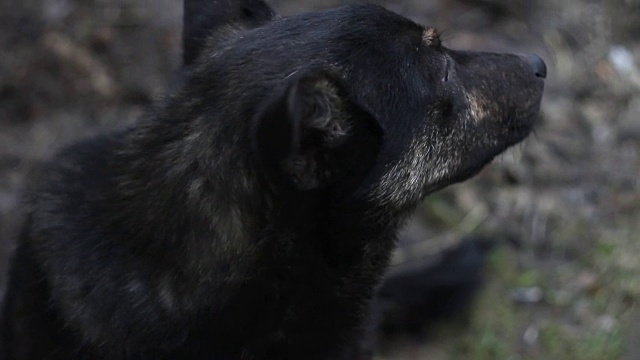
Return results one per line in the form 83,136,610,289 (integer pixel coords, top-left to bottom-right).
420,143,515,200
506,119,537,148
421,167,483,200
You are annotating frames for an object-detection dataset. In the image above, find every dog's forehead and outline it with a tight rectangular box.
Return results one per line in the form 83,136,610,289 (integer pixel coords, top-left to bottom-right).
206,5,437,136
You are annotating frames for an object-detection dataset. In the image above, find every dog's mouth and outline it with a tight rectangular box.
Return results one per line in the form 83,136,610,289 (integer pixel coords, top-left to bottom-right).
421,96,543,199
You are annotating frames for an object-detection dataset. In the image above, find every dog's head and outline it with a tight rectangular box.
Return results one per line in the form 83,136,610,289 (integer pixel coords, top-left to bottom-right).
181,0,545,213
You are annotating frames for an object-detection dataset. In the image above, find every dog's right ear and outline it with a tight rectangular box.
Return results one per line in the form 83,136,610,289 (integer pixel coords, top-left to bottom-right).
252,70,383,195
183,0,276,67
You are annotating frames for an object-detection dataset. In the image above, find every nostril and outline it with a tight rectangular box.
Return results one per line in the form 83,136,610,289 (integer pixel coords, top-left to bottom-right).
528,54,547,79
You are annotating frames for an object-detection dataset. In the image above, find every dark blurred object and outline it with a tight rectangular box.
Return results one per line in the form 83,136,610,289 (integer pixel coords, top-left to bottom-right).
376,236,493,336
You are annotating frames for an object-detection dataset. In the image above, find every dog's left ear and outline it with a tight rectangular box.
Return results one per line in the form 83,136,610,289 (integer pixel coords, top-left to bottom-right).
252,70,383,194
183,0,276,66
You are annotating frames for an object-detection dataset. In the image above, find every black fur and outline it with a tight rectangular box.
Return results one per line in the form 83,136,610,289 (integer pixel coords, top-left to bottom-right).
1,1,545,359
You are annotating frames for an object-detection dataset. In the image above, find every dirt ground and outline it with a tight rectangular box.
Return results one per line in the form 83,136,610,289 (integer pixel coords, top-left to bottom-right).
1,0,639,359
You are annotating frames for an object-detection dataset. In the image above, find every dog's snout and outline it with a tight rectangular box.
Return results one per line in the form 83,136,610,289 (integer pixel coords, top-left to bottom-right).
527,54,547,79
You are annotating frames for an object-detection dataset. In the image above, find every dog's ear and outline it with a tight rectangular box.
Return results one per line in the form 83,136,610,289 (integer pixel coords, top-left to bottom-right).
253,71,383,194
183,0,276,66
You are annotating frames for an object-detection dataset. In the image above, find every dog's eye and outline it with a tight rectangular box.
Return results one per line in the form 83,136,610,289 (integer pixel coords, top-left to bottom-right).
442,58,450,82
437,100,453,118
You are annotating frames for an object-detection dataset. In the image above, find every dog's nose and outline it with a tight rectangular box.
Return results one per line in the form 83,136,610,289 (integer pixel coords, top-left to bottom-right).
528,54,547,79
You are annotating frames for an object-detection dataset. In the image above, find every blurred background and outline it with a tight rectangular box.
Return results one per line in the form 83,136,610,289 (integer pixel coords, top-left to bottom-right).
0,0,638,358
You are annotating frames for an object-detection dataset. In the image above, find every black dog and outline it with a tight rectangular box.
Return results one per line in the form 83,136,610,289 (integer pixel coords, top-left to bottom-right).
1,1,545,359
